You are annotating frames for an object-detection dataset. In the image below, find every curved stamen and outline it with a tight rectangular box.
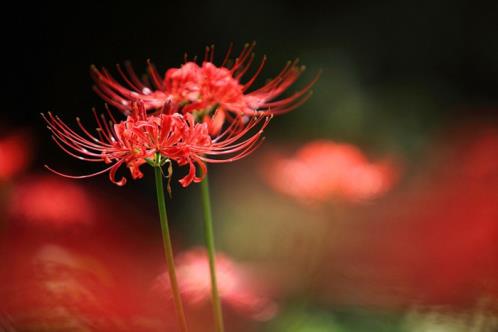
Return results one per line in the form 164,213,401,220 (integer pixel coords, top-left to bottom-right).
44,163,118,179
147,60,164,90
242,55,267,91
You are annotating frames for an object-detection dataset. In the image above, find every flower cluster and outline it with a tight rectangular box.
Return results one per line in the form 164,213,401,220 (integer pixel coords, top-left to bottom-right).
92,43,317,134
44,43,315,187
43,102,269,187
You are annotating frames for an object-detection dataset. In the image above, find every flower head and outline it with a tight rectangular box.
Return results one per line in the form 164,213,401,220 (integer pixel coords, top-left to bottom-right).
91,43,317,134
42,102,269,187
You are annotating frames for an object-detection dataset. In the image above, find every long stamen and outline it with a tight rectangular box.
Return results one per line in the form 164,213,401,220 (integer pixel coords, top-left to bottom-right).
124,61,147,90
259,91,314,115
209,44,215,63
116,64,143,92
147,60,163,90
242,55,267,91
44,113,111,150
221,42,234,67
44,163,118,179
235,53,255,80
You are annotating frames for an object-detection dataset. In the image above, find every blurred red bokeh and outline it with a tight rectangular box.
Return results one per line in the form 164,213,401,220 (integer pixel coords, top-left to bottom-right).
154,248,277,322
263,140,398,204
8,175,95,228
0,132,31,182
0,243,162,331
317,127,498,309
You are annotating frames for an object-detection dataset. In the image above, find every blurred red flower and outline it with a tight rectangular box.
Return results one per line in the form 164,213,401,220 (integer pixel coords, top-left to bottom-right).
8,175,94,228
154,248,277,321
314,127,498,308
263,140,398,203
92,43,317,135
0,244,155,331
0,132,31,181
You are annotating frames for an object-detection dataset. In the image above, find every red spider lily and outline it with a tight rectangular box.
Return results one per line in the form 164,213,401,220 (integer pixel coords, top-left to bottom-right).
91,43,317,134
42,102,270,187
0,131,31,181
263,140,398,203
154,248,277,321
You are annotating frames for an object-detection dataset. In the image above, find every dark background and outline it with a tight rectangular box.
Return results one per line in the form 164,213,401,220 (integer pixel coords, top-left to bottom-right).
4,0,498,126
3,0,497,227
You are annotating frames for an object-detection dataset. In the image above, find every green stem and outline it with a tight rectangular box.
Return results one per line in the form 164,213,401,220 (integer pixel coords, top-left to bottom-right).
200,174,224,332
154,166,189,332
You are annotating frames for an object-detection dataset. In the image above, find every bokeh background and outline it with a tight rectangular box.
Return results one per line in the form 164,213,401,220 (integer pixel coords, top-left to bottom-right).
1,1,498,331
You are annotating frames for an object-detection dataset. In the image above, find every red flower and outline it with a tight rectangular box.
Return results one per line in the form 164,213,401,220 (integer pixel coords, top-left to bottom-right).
91,43,317,134
43,102,270,187
154,248,277,321
264,140,398,203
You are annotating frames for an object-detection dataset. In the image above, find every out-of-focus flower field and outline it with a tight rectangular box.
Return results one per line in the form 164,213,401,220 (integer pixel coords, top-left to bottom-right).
1,1,497,331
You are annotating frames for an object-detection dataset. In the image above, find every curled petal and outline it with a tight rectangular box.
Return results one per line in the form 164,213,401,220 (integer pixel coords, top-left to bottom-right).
109,161,127,186
178,159,197,187
193,157,207,184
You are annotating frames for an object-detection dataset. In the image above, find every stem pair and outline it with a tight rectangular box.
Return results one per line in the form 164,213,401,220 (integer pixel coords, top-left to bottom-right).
154,166,189,332
154,164,224,332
